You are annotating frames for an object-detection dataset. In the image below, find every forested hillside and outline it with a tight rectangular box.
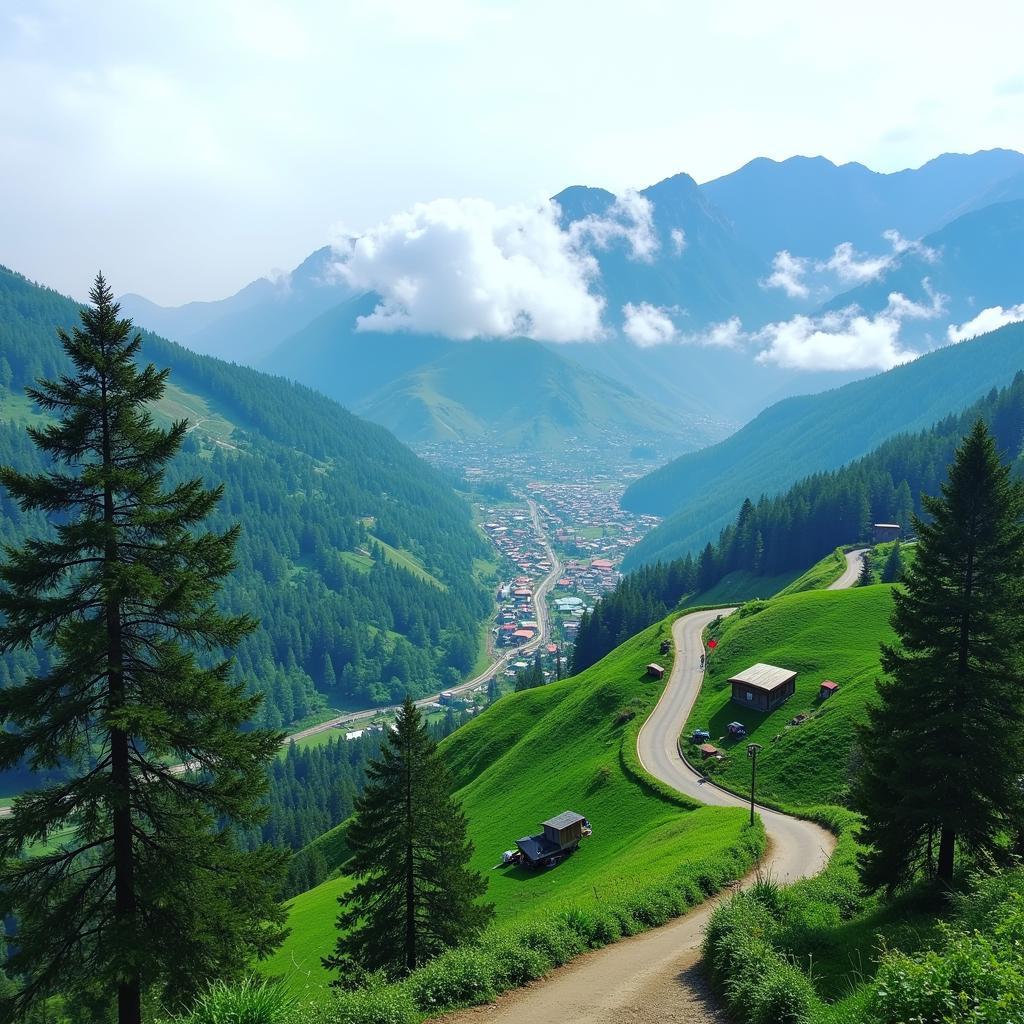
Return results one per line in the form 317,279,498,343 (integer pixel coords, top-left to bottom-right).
622,320,1024,567
573,372,1024,671
0,267,491,749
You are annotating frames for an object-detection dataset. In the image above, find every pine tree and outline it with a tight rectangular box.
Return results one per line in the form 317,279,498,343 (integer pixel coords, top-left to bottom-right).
880,540,904,583
857,550,874,586
855,422,1024,893
0,276,287,1023
324,697,493,981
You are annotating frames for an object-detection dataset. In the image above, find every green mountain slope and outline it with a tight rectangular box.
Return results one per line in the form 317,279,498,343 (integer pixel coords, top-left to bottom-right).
684,587,896,808
0,267,490,753
622,320,1024,568
263,619,761,991
353,338,692,447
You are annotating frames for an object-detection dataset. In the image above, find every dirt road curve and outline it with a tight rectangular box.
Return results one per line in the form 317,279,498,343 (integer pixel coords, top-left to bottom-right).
437,593,847,1024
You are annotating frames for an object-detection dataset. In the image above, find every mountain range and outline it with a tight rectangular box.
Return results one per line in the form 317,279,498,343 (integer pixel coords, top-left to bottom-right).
118,149,1024,449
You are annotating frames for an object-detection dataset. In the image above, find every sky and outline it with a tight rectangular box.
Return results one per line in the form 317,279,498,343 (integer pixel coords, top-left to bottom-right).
3,0,1024,306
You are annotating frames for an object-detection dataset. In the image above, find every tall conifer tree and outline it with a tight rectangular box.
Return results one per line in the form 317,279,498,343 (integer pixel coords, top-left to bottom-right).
0,276,287,1023
325,697,492,981
855,421,1024,892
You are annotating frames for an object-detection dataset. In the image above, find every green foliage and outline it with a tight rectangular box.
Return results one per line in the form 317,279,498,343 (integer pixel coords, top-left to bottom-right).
174,978,296,1024
624,324,1024,566
683,587,897,808
0,276,287,1020
870,876,1024,1023
0,265,491,751
265,618,763,991
857,422,1024,891
325,699,494,980
584,371,1024,669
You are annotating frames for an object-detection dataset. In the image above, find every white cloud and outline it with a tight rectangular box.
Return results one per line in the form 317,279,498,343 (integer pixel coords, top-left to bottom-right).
670,228,687,255
622,302,678,347
568,190,659,262
753,285,945,371
331,197,609,342
947,303,1024,342
821,241,894,284
763,250,810,298
686,317,745,348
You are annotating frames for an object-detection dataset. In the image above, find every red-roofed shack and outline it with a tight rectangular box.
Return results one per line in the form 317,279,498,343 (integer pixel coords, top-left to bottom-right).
646,663,665,679
819,680,840,700
698,743,721,759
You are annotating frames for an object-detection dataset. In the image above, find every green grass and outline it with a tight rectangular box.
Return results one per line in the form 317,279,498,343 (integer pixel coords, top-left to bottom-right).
684,568,805,607
684,586,897,808
775,548,849,596
264,619,759,994
368,535,447,590
338,550,373,573
151,381,237,445
0,389,46,426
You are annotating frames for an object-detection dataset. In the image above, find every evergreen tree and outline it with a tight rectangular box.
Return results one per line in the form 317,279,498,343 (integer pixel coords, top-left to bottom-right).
0,277,287,1023
486,676,500,704
880,540,904,583
324,698,493,980
855,422,1024,893
857,551,874,586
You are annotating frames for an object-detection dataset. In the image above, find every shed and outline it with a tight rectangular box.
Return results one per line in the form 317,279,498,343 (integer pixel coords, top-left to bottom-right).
698,743,721,759
819,680,840,700
727,721,747,737
873,523,901,543
541,811,586,847
646,663,666,679
730,663,797,712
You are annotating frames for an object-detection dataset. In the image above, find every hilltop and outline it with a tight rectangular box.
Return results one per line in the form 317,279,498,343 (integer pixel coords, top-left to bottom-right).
263,618,761,992
684,587,896,808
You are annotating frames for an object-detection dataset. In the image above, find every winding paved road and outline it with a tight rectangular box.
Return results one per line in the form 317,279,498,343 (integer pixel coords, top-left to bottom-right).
437,574,862,1023
828,548,868,590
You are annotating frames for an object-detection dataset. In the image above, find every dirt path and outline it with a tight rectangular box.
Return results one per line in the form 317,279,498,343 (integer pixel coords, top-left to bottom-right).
436,597,845,1024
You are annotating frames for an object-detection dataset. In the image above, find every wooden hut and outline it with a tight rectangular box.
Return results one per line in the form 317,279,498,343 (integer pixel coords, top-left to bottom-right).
819,680,839,700
730,663,796,712
646,663,665,679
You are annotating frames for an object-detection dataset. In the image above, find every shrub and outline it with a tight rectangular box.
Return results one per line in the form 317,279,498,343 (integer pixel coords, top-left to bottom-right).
406,945,500,1011
559,903,622,947
303,983,418,1024
175,978,296,1024
479,930,553,986
511,918,587,967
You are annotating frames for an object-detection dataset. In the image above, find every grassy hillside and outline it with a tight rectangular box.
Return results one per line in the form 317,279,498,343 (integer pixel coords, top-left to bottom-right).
264,619,761,992
684,587,896,808
622,320,1024,568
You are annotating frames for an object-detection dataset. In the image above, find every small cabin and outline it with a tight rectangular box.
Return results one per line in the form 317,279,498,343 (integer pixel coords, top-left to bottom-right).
515,811,587,866
873,523,901,543
727,721,747,738
646,663,666,679
730,663,797,712
819,680,839,700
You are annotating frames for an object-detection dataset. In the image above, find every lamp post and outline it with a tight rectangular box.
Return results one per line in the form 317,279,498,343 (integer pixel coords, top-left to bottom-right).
746,742,763,826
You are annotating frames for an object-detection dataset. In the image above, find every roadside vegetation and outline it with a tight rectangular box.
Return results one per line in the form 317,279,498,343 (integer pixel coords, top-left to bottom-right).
258,618,763,1005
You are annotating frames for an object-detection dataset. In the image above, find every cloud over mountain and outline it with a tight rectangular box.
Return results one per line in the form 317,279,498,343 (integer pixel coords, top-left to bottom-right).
947,303,1024,342
329,192,656,344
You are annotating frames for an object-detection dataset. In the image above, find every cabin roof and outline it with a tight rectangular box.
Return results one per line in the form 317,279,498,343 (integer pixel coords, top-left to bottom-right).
542,810,585,831
516,834,559,861
729,663,796,692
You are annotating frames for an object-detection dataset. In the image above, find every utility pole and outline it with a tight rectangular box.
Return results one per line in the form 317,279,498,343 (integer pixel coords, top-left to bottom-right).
746,742,763,826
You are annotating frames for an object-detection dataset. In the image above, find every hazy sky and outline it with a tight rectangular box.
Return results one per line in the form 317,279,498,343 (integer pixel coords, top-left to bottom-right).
4,0,1024,305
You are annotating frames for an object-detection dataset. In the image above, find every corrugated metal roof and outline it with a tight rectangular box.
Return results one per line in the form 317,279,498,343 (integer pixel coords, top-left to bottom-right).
728,663,796,692
542,810,585,831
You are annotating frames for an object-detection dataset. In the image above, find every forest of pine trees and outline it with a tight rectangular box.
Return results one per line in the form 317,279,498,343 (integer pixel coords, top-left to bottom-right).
573,372,1024,672
0,267,492,744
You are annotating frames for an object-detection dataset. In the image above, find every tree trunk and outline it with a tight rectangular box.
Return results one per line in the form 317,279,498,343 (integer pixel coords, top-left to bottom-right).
937,826,956,888
102,380,141,1024
405,742,416,973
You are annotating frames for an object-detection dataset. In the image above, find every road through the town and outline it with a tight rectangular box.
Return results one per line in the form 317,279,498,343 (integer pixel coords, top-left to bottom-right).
437,586,851,1024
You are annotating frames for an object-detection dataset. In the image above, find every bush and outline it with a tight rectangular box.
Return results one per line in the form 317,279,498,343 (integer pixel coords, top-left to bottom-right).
303,983,418,1024
406,945,500,1011
479,930,553,986
558,903,622,947
176,978,296,1024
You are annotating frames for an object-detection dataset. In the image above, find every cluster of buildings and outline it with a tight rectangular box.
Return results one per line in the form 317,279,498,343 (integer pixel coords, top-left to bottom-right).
494,577,541,648
525,481,660,567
